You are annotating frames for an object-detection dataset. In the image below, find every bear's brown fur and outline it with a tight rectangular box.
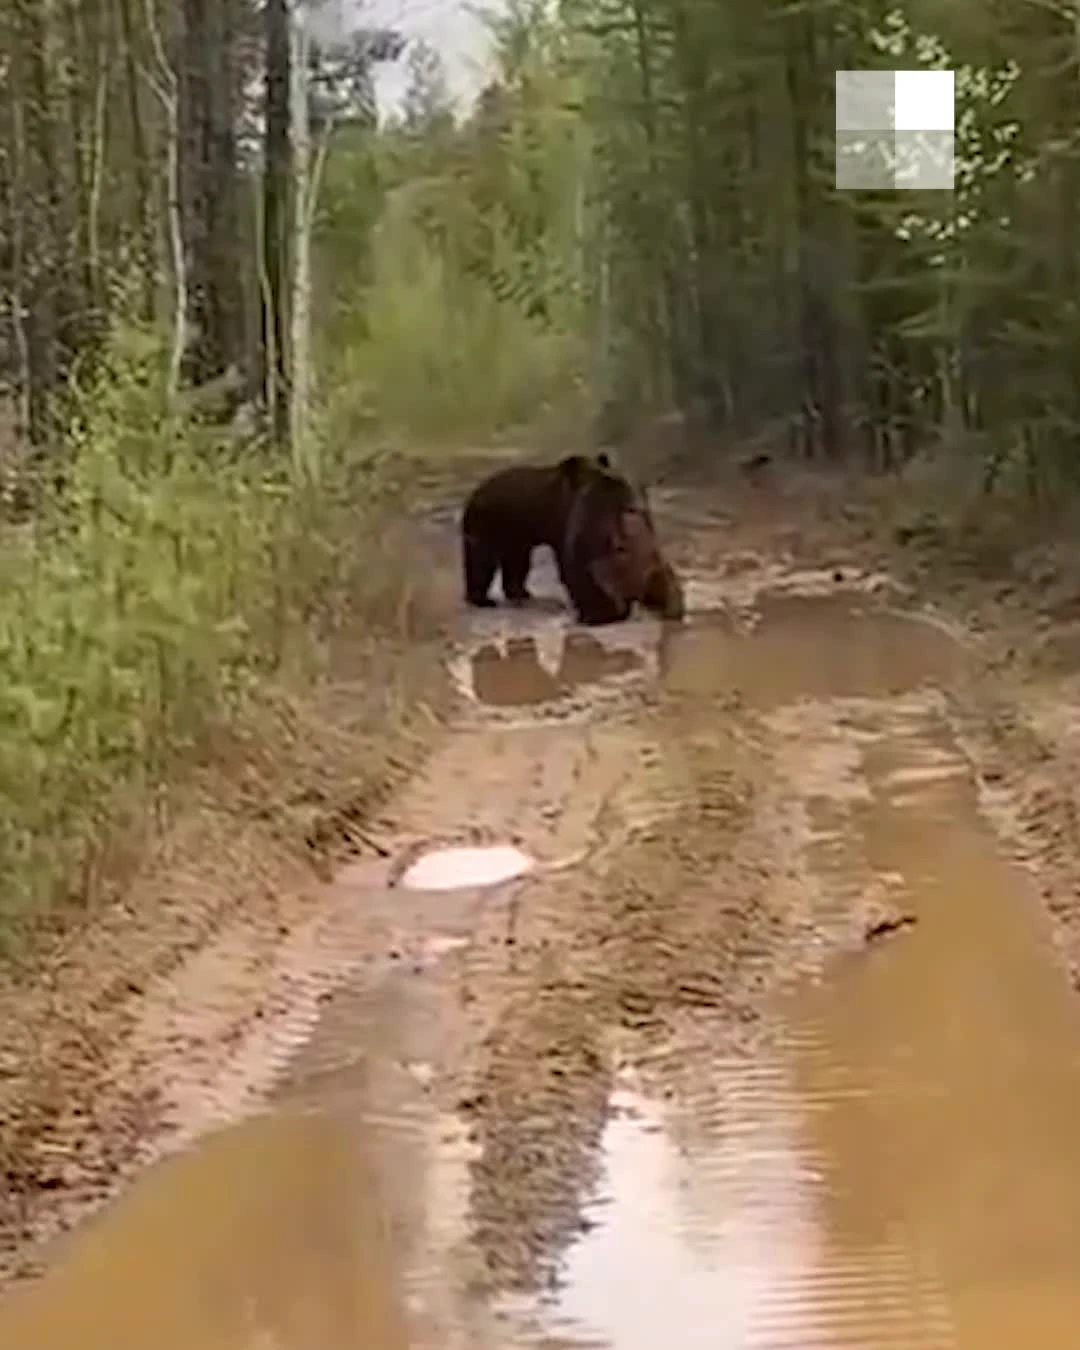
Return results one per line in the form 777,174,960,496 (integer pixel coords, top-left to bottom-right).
579,484,685,623
462,454,599,609
461,452,683,626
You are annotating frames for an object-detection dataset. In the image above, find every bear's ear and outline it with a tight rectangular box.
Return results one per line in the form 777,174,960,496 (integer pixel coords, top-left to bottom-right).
557,454,591,485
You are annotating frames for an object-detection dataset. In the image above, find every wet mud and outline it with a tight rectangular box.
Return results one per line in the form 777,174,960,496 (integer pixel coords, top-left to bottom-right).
6,480,1080,1348
0,1109,409,1350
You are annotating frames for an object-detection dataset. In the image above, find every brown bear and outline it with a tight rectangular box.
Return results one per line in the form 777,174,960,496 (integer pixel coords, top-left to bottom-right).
462,453,598,609
462,452,628,621
461,452,682,626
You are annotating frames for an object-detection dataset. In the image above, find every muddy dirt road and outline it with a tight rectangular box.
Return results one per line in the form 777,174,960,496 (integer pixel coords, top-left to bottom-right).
5,477,1080,1348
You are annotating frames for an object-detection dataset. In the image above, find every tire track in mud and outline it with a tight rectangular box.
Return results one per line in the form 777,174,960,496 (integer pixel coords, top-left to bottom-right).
430,558,885,1305
385,695,785,1300
481,681,948,1348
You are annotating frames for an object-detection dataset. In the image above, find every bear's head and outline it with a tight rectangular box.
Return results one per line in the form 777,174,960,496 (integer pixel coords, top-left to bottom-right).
561,455,672,620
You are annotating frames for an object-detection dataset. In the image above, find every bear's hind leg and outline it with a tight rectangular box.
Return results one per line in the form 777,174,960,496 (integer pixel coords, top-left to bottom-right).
464,534,498,607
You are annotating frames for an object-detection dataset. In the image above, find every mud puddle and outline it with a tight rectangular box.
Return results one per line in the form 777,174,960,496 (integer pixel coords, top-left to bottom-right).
7,573,1080,1350
0,1107,409,1350
495,591,1080,1349
446,548,663,722
666,590,964,708
0,883,481,1350
468,632,645,709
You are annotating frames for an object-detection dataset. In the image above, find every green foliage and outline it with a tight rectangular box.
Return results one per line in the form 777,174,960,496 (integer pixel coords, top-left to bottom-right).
328,202,585,441
313,123,387,355
314,4,592,444
0,322,407,935
559,0,1080,478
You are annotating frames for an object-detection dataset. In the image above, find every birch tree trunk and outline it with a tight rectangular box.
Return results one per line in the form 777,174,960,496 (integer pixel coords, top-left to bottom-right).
262,0,291,445
289,1,313,473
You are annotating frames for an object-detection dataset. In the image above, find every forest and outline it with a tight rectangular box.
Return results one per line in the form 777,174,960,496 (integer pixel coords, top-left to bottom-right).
0,0,1071,926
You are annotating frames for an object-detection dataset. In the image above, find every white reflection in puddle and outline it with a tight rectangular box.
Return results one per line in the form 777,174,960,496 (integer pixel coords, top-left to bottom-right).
399,845,535,892
498,1069,821,1350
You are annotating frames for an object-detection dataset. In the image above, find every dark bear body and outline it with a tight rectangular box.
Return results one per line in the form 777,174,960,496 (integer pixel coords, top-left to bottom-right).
461,452,683,626
461,454,595,609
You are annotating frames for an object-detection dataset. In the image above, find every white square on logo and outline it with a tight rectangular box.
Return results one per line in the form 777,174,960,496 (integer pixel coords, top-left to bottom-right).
893,70,954,132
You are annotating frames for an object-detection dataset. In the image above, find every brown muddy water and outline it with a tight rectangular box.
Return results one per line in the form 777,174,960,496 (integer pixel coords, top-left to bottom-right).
5,567,1080,1350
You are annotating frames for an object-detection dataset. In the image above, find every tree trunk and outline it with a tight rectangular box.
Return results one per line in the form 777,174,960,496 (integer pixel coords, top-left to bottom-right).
262,0,291,446
289,8,312,466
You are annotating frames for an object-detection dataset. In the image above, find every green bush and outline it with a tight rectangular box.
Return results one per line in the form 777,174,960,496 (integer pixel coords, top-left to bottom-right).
0,323,412,936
